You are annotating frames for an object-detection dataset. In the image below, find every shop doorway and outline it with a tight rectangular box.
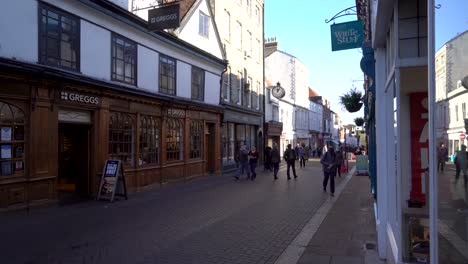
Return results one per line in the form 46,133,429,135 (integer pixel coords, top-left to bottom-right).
57,123,90,203
206,123,216,174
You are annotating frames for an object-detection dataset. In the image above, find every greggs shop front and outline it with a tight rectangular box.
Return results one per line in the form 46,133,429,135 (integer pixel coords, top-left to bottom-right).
0,62,222,211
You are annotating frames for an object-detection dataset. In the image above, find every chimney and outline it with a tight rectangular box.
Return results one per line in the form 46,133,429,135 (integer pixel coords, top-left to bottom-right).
264,37,278,57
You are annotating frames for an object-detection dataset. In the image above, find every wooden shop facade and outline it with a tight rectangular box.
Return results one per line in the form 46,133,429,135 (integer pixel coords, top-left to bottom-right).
0,59,224,211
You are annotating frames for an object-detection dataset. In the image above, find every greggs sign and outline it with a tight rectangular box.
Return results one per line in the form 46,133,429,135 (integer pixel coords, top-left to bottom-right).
148,4,180,31
60,91,99,105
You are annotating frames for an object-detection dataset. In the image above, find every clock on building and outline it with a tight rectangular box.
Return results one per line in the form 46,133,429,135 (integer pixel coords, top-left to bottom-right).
271,82,285,99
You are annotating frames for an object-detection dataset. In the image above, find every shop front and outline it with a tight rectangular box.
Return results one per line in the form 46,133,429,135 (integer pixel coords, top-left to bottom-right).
221,108,262,172
0,70,222,211
264,121,282,148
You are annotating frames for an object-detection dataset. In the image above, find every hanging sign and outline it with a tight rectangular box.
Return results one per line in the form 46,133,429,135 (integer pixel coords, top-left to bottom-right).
97,160,128,202
330,20,364,51
148,3,180,31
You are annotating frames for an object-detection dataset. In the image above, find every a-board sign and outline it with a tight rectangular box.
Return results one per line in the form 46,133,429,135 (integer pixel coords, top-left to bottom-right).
97,160,128,202
355,155,369,175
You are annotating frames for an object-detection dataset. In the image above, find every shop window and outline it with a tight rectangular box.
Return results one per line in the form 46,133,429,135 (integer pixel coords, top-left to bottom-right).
111,33,137,85
191,66,205,101
222,123,235,165
190,120,203,159
0,102,25,177
159,55,176,95
109,112,134,167
166,118,183,161
39,3,80,71
139,116,160,165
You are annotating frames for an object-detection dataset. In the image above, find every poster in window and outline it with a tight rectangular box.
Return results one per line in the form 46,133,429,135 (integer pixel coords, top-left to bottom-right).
1,161,12,176
1,127,12,141
1,145,12,159
14,161,24,174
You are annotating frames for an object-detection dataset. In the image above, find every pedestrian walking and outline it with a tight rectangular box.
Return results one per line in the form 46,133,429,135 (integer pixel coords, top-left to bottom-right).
437,143,448,172
321,146,336,196
248,147,259,180
271,143,281,180
283,144,298,180
455,145,468,182
298,145,306,168
335,146,344,177
234,145,250,180
295,144,300,160
264,146,272,172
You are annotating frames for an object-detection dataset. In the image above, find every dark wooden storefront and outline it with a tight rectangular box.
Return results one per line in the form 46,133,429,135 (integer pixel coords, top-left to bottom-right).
0,68,222,211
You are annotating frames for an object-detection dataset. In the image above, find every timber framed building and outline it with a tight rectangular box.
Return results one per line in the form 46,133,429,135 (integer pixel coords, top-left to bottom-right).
0,0,226,211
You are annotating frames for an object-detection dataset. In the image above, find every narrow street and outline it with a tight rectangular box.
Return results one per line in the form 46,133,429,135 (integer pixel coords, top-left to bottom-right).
0,159,347,264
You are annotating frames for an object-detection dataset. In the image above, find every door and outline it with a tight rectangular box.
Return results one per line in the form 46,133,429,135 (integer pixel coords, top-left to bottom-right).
58,123,90,202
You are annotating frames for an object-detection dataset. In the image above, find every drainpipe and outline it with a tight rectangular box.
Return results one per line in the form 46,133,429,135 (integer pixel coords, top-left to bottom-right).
218,64,228,174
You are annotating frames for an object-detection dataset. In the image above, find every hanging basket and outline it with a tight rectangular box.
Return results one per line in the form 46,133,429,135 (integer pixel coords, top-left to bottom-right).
354,117,364,126
339,88,363,113
347,103,363,113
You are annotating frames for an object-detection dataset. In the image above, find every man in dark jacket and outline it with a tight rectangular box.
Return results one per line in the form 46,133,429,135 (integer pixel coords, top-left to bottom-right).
270,143,281,180
283,144,298,180
321,146,336,196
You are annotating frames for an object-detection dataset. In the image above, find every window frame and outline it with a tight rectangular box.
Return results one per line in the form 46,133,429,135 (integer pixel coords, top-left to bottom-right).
38,3,80,71
139,115,160,166
108,112,135,168
0,102,26,178
111,33,137,85
166,118,184,161
199,11,209,38
159,54,177,95
224,10,231,42
189,120,203,159
191,66,205,101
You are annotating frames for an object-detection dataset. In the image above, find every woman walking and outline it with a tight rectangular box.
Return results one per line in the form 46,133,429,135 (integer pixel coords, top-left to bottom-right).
248,147,260,180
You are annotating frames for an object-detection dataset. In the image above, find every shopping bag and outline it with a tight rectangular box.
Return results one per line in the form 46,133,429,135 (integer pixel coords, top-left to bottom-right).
341,162,347,173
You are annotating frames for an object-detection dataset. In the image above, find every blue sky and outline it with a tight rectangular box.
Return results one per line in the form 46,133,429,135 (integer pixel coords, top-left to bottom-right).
265,0,468,125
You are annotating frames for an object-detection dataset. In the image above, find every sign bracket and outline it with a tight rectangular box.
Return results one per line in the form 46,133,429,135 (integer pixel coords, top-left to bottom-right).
325,6,357,24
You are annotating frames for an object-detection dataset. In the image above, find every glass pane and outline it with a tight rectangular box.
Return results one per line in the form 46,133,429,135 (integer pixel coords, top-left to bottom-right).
436,0,468,262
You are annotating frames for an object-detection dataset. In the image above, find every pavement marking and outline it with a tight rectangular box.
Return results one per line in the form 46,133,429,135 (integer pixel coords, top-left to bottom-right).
274,167,356,264
438,219,468,259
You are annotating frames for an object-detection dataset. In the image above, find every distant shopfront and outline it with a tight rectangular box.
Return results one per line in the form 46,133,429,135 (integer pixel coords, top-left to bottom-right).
221,107,262,172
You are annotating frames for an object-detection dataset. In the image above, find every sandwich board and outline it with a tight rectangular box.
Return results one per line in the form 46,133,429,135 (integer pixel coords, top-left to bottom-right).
97,160,128,202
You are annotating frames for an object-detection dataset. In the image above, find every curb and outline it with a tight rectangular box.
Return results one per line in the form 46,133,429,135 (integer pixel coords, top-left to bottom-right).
274,166,357,264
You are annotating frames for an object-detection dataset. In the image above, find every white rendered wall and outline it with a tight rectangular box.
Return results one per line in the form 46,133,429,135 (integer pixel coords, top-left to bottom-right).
205,72,221,105
0,1,38,62
177,0,223,60
81,21,111,81
137,45,158,93
42,0,223,74
3,0,224,107
176,61,191,99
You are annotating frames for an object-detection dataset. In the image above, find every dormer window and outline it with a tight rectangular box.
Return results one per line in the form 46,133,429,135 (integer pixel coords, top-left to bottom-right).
199,11,209,38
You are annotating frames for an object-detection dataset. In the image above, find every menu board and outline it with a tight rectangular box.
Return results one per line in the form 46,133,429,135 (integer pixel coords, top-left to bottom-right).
97,160,128,202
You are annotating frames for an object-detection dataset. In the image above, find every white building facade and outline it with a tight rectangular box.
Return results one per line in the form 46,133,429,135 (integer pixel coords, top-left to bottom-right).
0,0,226,210
265,40,311,154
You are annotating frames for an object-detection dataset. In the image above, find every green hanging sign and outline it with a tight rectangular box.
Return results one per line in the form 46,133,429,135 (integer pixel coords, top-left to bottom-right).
330,20,364,51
